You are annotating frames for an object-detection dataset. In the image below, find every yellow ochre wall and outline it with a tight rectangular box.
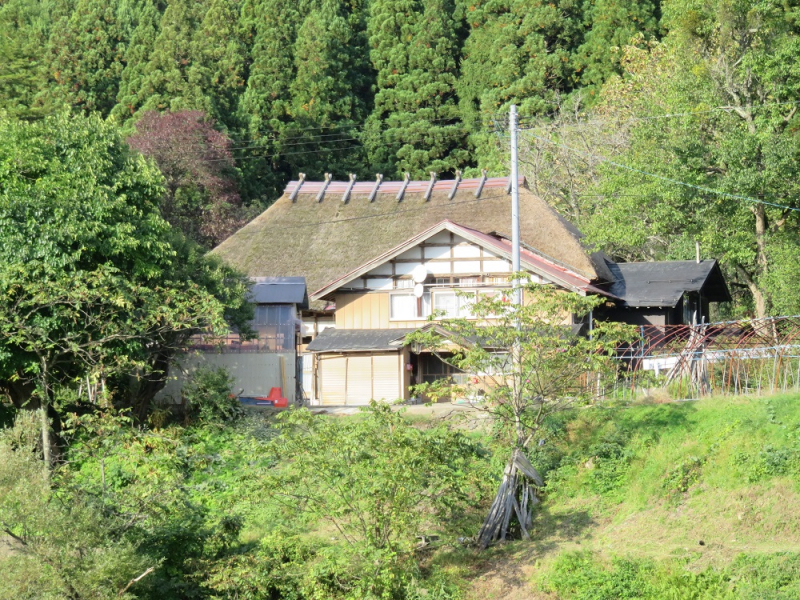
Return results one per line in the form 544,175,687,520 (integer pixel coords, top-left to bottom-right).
334,289,575,329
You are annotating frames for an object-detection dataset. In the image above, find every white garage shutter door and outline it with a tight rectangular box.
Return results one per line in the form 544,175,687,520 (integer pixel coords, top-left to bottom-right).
372,354,402,402
346,355,373,405
320,356,346,405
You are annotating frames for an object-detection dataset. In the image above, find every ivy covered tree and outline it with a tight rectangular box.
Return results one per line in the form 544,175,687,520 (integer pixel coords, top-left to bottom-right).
365,0,468,178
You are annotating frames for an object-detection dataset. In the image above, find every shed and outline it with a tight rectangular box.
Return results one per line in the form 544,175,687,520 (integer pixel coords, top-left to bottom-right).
600,260,731,325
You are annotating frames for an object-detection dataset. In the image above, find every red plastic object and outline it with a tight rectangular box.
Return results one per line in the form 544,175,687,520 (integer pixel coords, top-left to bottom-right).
263,387,289,408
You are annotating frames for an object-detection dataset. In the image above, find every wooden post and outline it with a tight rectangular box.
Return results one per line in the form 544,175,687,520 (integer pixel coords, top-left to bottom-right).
316,173,332,202
279,355,287,401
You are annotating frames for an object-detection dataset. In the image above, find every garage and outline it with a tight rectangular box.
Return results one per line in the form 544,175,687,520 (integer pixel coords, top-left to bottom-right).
317,352,403,405
307,329,414,406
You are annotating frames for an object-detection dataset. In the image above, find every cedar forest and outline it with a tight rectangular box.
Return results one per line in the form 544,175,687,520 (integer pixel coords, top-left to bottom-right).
2,0,800,316
2,1,800,599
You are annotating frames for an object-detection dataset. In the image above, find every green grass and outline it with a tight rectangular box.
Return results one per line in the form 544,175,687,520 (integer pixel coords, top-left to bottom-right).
458,393,800,599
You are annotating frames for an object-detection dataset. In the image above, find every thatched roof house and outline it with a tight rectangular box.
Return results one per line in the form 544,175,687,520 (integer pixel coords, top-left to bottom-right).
213,175,612,309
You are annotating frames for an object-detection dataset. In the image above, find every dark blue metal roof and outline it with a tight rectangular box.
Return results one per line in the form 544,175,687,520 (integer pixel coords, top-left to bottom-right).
250,277,308,308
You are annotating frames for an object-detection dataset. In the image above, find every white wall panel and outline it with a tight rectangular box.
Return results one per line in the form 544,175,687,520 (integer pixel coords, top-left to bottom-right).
452,244,482,258
453,260,481,273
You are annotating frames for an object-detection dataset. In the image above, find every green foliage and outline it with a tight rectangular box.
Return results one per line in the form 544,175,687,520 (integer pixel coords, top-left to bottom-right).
42,0,126,116
183,366,242,424
186,0,247,128
0,411,154,600
541,551,733,600
365,0,469,178
258,403,486,597
541,550,800,599
112,0,163,121
0,111,252,424
576,1,800,316
407,284,634,450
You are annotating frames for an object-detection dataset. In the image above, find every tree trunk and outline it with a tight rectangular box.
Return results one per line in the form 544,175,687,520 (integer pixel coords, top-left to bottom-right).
38,366,52,472
128,348,173,422
736,264,768,320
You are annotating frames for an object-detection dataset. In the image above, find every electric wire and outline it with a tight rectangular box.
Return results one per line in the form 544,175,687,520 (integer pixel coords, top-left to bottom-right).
518,129,800,213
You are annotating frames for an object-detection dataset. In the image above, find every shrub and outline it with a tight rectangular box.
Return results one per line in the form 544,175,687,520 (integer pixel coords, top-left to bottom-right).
183,366,242,424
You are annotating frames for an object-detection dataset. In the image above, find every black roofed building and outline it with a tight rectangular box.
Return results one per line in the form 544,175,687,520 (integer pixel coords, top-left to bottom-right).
598,260,731,326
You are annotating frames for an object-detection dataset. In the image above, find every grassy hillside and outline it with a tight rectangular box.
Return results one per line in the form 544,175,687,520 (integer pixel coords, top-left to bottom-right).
462,394,800,599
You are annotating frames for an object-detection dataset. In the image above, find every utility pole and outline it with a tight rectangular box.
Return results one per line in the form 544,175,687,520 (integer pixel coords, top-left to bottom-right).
510,104,521,307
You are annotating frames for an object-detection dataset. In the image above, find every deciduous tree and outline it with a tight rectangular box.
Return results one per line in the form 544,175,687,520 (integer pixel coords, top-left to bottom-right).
406,285,632,547
127,110,245,248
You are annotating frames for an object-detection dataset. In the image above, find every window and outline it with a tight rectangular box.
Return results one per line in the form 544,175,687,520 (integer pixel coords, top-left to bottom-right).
433,291,477,318
390,292,432,320
433,291,459,317
394,278,414,289
486,276,509,285
390,293,417,320
252,304,295,352
457,277,480,287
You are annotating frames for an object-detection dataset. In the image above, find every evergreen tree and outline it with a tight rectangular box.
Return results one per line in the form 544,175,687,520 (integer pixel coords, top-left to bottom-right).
42,0,126,116
112,0,164,121
238,0,302,200
186,0,247,128
365,0,468,178
574,0,660,89
133,0,207,114
0,34,43,119
283,0,371,177
457,0,584,170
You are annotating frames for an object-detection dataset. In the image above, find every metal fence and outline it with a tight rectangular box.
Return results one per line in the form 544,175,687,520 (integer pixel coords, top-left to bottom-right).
612,315,800,399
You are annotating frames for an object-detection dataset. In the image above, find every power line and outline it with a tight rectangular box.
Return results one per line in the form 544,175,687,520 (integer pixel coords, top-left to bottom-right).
521,130,800,213
205,144,365,163
514,99,800,129
224,114,479,146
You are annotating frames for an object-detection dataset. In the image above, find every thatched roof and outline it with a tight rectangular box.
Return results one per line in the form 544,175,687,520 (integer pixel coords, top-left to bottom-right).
213,176,612,310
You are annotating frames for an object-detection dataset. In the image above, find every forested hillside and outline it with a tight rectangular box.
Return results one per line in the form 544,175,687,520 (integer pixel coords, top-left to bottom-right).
0,0,660,193
1,0,798,314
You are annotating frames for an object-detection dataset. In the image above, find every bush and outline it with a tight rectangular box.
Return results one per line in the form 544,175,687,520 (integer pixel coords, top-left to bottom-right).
540,551,732,600
0,412,154,600
183,366,242,424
